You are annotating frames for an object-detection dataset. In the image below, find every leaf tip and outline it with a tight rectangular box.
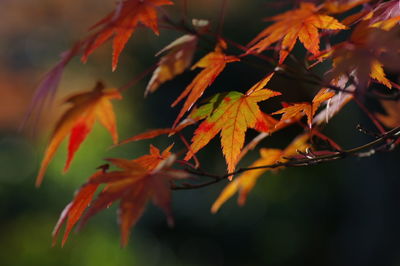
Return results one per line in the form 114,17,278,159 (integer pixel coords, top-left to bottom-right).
35,167,46,187
210,204,219,214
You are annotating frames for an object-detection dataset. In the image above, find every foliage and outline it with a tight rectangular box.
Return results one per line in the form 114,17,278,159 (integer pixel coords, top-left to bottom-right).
28,0,400,246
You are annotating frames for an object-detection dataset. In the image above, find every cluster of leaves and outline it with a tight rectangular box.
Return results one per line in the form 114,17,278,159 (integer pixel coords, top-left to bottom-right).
30,0,400,246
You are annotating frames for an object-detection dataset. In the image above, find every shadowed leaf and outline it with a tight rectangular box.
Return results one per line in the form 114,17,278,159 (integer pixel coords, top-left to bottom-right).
211,134,309,213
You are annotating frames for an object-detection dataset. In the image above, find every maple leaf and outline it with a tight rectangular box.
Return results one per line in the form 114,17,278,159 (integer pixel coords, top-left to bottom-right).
369,0,400,30
52,170,103,246
82,0,173,71
185,73,281,177
324,0,370,14
53,145,189,246
211,134,309,213
321,23,400,90
313,76,355,125
117,118,195,146
171,40,239,127
22,43,82,129
145,34,198,96
273,89,335,128
376,100,400,128
247,2,347,63
36,82,122,187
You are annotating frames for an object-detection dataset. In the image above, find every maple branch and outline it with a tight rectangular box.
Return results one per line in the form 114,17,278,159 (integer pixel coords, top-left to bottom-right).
172,126,400,190
353,97,386,134
277,60,400,102
310,128,342,151
178,133,200,168
118,64,157,93
238,132,269,161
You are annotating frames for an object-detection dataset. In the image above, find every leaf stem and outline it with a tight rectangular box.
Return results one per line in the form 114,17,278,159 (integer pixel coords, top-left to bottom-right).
172,126,400,190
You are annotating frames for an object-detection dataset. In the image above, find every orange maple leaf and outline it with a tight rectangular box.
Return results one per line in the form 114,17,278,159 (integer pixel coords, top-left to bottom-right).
117,118,196,146
318,22,397,89
185,73,281,177
171,40,239,127
369,0,400,31
82,0,173,71
145,34,198,95
211,134,309,213
312,77,355,125
36,82,122,187
324,0,370,14
52,170,103,247
53,145,189,246
273,88,335,128
376,100,400,129
247,2,347,63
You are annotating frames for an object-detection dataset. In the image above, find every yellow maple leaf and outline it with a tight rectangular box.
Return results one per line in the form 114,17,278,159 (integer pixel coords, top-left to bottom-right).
185,74,281,177
145,34,198,95
211,134,309,213
171,40,239,127
273,89,335,128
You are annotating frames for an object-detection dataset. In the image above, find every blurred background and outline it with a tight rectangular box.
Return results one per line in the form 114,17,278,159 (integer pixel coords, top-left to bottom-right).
1,0,400,265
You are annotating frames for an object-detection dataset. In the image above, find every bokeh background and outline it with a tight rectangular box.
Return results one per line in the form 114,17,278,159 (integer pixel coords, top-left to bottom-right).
1,0,400,265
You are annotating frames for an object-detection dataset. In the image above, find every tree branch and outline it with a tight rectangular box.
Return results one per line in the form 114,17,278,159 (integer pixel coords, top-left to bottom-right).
172,126,400,190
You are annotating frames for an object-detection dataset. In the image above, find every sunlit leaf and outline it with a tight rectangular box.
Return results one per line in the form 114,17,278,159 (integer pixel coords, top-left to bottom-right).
185,74,281,176
82,0,173,71
171,40,239,127
273,89,335,128
36,82,121,186
247,2,347,63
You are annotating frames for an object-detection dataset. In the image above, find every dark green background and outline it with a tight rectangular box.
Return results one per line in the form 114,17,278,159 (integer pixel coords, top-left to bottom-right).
1,0,400,265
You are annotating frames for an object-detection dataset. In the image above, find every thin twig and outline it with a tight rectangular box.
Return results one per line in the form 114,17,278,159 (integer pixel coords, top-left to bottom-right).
118,64,157,93
178,133,200,168
172,126,400,190
353,97,386,134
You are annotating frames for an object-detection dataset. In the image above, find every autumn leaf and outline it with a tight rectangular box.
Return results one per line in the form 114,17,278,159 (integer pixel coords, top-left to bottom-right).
273,89,335,128
324,0,370,14
36,82,122,187
369,0,400,30
320,23,400,89
22,43,82,129
185,73,281,177
145,19,210,96
116,91,223,147
376,100,400,128
211,134,309,213
82,0,173,71
52,170,103,247
247,2,347,63
145,34,198,96
313,76,355,125
171,40,239,127
117,118,196,146
54,145,189,246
